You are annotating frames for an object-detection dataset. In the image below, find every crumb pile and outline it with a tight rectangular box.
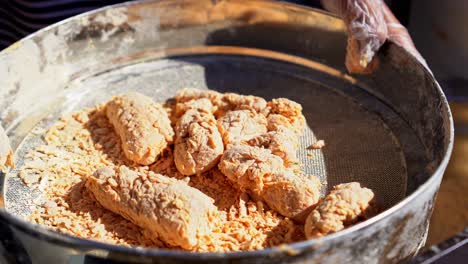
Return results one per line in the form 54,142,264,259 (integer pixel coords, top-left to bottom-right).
19,89,374,252
21,105,303,251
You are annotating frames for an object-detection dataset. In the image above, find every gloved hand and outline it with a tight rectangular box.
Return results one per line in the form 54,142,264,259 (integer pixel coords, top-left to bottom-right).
322,0,427,74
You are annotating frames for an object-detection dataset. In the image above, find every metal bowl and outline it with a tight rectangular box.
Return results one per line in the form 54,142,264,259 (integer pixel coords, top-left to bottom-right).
0,0,453,263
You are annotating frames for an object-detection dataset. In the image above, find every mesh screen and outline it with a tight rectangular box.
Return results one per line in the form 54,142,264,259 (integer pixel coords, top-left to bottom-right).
5,55,407,217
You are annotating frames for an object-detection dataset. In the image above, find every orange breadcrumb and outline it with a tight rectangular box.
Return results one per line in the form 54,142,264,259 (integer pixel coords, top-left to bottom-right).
22,105,304,252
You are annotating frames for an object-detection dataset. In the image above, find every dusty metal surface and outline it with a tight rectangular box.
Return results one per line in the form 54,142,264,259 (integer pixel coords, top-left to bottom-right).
0,0,453,263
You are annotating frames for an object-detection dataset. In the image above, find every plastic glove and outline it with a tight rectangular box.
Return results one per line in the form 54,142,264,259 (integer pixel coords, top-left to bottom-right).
322,0,427,74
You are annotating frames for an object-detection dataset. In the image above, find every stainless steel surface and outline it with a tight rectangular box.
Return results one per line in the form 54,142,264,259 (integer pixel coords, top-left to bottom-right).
0,0,453,263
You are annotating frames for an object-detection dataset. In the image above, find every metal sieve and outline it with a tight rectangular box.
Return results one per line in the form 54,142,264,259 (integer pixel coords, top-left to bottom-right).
0,0,452,263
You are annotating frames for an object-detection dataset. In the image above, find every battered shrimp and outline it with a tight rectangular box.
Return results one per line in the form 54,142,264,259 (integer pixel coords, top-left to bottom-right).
305,182,375,238
105,92,174,165
176,88,267,118
174,107,224,176
267,98,306,135
218,145,320,222
86,166,218,249
217,110,267,147
247,127,299,166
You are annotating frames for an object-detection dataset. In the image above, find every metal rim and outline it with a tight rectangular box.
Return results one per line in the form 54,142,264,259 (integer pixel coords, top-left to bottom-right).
0,0,455,259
